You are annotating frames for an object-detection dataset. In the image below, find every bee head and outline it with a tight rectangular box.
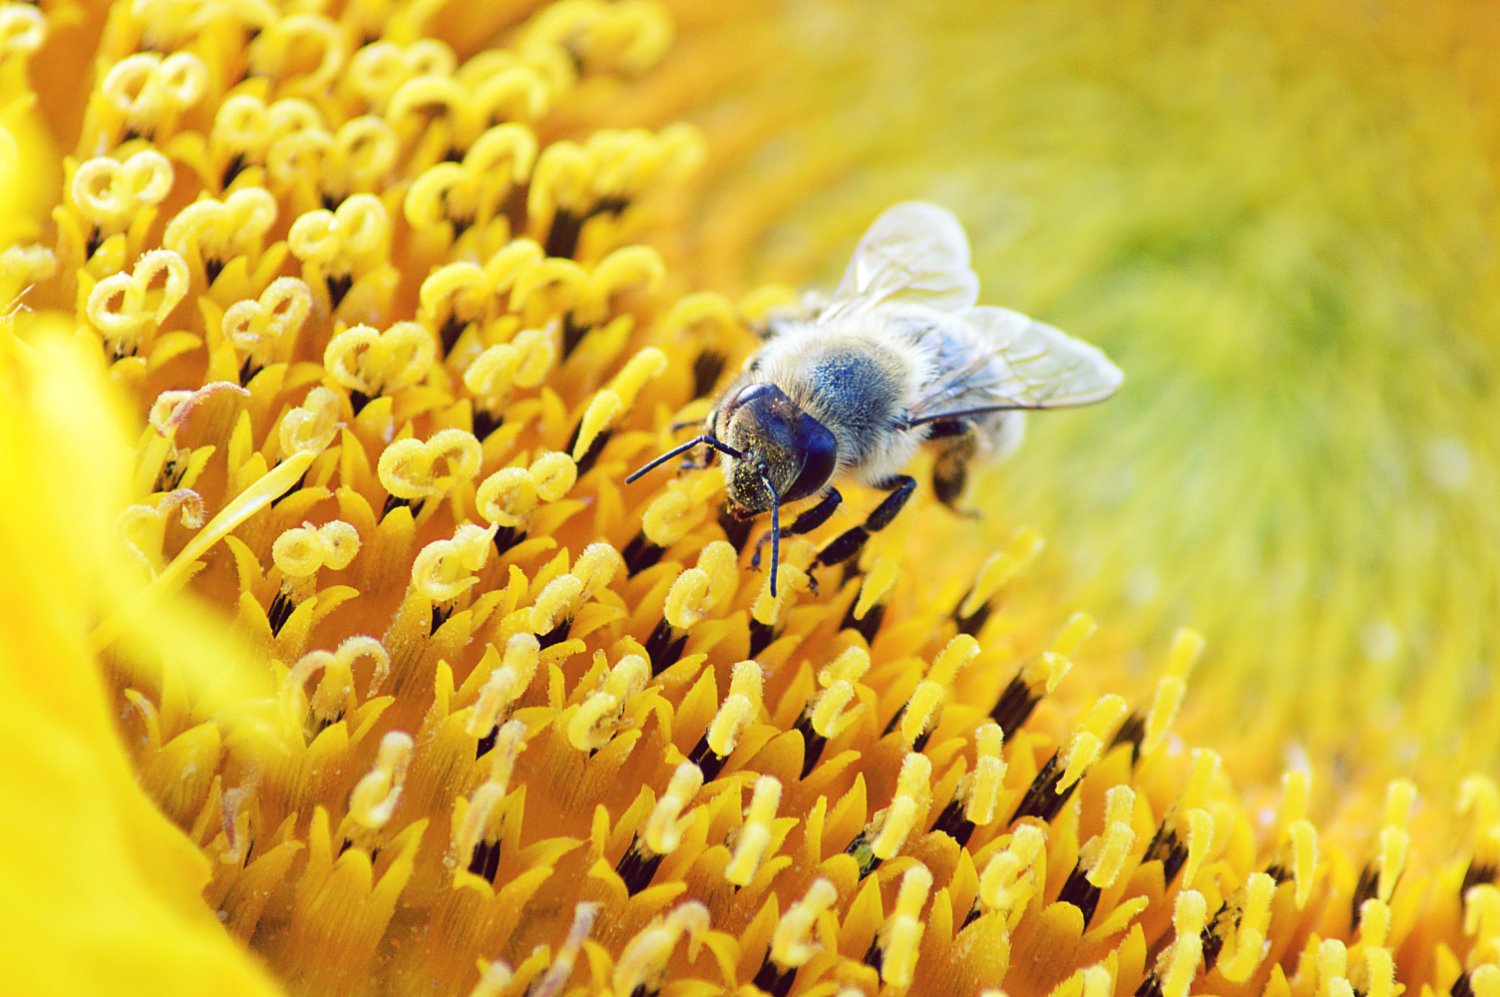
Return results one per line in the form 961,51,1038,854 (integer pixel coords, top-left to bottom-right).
718,383,839,516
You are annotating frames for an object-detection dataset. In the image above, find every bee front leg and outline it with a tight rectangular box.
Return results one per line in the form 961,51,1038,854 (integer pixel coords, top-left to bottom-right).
815,475,916,568
751,489,843,569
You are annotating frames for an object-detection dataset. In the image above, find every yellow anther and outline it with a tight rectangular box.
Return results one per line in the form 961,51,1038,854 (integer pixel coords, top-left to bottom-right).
1079,967,1113,997
931,634,980,684
661,292,738,339
527,140,593,224
1467,885,1500,945
347,40,451,108
1083,785,1136,890
328,116,399,193
87,249,190,348
453,781,507,869
476,467,538,528
572,390,622,461
223,277,313,366
1140,676,1185,757
72,150,174,230
267,126,333,191
0,5,45,56
210,92,273,160
405,162,478,230
706,660,763,758
1358,946,1395,997
1461,776,1500,834
466,123,539,184
101,51,206,123
1165,628,1206,677
510,257,587,318
870,752,933,860
412,524,496,603
588,242,666,301
289,193,390,268
1376,825,1409,903
573,542,623,599
0,244,55,289
164,187,278,268
770,879,838,970
567,697,619,753
471,63,552,123
484,718,528,793
964,723,1007,826
978,824,1047,913
1288,819,1319,908
1218,872,1275,981
272,520,360,579
607,347,669,409
1316,939,1351,997
148,381,248,437
531,574,584,634
640,488,700,547
900,682,945,746
421,261,489,320
1057,695,1128,792
532,452,579,501
725,775,780,887
1384,780,1416,828
957,530,1044,618
1159,890,1206,997
1469,966,1500,997
819,645,871,686
119,490,205,568
879,863,933,988
602,653,650,701
279,386,343,458
664,568,711,631
323,321,438,397
484,237,546,289
1180,807,1215,890
612,902,710,997
1023,650,1071,697
348,731,413,830
377,429,484,502
809,681,858,741
248,13,345,94
386,73,469,141
695,541,738,605
643,762,703,855
466,634,542,738
1051,612,1098,657
1182,749,1221,810
1283,767,1312,824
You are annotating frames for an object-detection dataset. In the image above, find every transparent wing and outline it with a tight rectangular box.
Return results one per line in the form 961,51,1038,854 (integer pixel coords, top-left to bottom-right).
907,306,1124,423
821,202,980,319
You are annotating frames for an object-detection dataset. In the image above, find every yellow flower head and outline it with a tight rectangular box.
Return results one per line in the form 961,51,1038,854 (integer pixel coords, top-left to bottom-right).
1,2,1498,997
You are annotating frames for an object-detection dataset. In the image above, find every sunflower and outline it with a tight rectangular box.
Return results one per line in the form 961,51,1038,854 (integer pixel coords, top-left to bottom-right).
1,2,1497,996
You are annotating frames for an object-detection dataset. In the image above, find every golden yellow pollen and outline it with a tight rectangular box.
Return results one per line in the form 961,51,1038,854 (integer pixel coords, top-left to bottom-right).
725,774,780,887
770,878,838,970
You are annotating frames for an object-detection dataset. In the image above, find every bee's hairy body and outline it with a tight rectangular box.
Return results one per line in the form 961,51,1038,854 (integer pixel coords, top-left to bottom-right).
627,201,1123,595
714,308,1024,506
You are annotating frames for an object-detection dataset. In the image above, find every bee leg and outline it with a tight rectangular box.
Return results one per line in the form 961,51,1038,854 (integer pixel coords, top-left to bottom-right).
930,424,979,513
751,489,843,569
816,475,916,568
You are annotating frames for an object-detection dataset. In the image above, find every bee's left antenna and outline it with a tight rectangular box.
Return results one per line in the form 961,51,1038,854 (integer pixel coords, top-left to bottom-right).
625,434,746,484
760,471,781,598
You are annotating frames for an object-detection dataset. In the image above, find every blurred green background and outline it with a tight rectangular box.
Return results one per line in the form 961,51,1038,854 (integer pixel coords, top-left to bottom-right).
673,0,1500,786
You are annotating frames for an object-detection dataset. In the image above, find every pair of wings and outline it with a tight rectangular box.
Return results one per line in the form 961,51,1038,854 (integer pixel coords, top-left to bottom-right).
817,201,1123,426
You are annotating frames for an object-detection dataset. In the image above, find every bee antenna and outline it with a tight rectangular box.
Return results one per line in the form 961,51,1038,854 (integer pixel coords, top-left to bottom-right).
760,470,781,598
625,434,746,484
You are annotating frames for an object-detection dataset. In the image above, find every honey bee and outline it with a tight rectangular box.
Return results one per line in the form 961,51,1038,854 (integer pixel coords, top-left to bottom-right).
628,202,1123,595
